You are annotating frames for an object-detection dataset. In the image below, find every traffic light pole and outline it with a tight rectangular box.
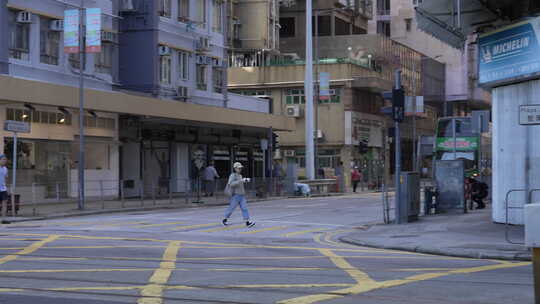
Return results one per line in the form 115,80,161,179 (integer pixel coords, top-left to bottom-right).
394,70,403,224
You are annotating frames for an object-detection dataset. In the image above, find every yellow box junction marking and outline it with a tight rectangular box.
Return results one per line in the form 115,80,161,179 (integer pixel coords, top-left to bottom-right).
0,235,59,265
134,221,185,228
138,241,182,304
199,224,245,233
240,226,288,234
282,228,328,238
168,223,217,231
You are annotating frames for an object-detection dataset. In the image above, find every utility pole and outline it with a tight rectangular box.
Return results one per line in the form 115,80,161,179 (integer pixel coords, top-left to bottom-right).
393,70,404,224
304,0,315,179
78,0,86,210
412,61,417,172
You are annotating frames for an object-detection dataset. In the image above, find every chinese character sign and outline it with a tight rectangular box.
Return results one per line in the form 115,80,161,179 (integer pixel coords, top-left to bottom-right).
319,72,330,100
64,10,80,54
85,8,101,53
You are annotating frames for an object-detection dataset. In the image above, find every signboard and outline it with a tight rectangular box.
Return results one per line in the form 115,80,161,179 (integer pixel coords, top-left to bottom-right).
85,8,102,53
436,137,479,151
405,96,425,117
319,72,330,100
479,16,540,85
345,112,384,147
64,10,80,54
519,105,540,125
4,120,30,133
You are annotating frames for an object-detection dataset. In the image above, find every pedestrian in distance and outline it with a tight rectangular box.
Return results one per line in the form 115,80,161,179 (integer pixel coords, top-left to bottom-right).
0,155,8,211
222,162,255,227
203,161,220,197
469,177,488,209
351,166,362,193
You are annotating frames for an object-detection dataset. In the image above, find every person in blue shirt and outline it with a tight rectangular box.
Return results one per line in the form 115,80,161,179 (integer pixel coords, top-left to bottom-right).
0,155,8,207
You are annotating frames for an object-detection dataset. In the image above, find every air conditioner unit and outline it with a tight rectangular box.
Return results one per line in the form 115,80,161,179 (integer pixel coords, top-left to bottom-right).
196,37,210,51
284,150,295,157
16,11,32,23
196,55,207,64
158,45,171,56
175,86,190,100
286,105,302,118
274,149,282,159
50,19,64,31
101,31,117,43
316,130,324,139
120,0,136,12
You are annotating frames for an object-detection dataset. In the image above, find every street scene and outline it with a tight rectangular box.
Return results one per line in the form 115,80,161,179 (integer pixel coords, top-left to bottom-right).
1,0,540,303
0,195,533,304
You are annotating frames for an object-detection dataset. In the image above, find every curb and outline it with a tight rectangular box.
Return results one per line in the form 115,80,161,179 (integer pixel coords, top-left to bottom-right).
1,194,345,224
339,236,532,261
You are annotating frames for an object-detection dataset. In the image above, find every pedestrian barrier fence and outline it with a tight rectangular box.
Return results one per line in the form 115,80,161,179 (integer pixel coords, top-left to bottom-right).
0,177,340,218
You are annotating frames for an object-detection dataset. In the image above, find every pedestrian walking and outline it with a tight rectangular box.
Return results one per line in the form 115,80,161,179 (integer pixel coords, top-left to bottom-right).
203,161,220,197
222,162,255,227
0,155,8,211
351,166,362,193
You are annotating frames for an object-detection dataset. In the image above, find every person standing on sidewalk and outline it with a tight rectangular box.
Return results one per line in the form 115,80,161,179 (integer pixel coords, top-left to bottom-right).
222,162,255,227
0,155,8,211
203,161,220,197
351,166,362,193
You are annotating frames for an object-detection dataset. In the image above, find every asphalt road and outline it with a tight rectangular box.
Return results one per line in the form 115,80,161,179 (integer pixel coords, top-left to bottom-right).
0,194,533,304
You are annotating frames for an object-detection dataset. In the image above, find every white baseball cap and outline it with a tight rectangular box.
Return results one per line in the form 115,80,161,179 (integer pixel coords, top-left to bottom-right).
233,162,244,169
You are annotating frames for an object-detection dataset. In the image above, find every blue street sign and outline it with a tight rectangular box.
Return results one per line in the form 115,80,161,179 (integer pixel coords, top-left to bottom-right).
479,17,540,85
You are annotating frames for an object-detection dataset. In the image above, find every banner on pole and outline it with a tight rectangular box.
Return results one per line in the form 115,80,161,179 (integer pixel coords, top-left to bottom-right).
85,8,101,53
319,72,330,100
64,10,80,54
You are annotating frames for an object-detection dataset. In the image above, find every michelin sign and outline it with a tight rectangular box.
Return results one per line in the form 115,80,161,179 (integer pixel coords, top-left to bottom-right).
479,17,540,85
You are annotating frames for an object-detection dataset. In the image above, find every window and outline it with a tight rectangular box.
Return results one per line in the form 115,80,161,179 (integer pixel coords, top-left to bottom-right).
69,53,85,70
285,88,340,104
160,55,172,85
279,17,295,38
312,16,331,36
196,64,207,90
40,17,60,65
377,21,391,37
213,67,223,93
6,108,72,126
212,0,223,33
405,18,412,31
8,10,30,60
197,0,207,28
159,0,172,18
178,51,189,80
178,0,190,22
335,17,351,36
285,89,306,105
95,42,114,75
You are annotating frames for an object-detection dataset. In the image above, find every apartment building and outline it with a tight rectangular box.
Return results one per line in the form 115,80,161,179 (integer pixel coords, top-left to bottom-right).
369,0,491,115
0,0,294,201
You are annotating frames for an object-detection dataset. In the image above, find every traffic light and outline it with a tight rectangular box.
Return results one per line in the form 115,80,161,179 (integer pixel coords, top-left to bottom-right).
272,132,279,151
392,87,405,123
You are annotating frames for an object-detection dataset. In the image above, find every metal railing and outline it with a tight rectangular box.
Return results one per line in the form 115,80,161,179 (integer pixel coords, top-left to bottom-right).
0,177,341,218
504,189,540,244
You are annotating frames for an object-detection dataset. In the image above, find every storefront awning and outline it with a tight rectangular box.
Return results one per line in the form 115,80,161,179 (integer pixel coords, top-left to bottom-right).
0,76,295,132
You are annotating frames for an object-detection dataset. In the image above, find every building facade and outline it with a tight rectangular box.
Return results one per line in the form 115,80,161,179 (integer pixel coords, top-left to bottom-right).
369,0,491,115
0,0,294,202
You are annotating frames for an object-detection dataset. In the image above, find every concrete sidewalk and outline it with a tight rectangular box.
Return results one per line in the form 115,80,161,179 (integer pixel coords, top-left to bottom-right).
341,207,531,261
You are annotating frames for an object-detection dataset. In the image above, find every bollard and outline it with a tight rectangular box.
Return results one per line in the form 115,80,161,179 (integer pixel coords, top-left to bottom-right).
100,180,105,209
56,183,60,202
120,181,125,208
140,181,144,207
32,183,37,216
185,179,189,204
169,180,173,204
152,181,156,206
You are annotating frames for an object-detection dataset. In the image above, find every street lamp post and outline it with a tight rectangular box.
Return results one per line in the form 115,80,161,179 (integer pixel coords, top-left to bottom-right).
304,0,315,180
78,0,86,210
